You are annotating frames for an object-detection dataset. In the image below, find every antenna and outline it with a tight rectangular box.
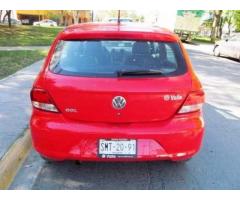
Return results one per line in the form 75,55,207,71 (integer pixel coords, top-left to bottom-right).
118,10,121,25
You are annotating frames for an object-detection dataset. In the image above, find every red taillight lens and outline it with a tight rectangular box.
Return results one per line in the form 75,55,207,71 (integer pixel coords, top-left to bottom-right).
178,90,205,114
30,88,59,113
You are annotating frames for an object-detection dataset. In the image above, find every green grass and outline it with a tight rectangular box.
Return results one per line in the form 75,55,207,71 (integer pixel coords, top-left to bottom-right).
192,35,215,44
0,25,63,46
0,50,47,79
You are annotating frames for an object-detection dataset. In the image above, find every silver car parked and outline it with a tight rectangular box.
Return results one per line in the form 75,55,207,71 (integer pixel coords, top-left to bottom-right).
213,34,240,62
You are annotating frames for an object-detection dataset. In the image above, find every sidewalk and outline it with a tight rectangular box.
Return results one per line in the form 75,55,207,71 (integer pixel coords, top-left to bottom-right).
0,60,43,159
0,46,50,51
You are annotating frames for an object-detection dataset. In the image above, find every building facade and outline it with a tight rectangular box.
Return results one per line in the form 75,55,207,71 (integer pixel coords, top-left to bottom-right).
16,10,92,25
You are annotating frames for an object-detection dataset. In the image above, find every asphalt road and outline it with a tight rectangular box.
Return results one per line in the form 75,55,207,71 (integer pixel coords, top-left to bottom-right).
11,44,240,189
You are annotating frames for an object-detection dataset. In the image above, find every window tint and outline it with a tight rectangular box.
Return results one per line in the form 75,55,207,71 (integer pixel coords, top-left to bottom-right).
165,44,177,64
49,40,187,77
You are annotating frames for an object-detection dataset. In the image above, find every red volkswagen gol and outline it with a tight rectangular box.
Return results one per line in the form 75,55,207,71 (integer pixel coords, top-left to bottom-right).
30,23,205,162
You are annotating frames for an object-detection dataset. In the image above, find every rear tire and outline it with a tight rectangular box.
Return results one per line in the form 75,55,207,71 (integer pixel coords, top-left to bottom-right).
40,155,59,163
170,157,192,164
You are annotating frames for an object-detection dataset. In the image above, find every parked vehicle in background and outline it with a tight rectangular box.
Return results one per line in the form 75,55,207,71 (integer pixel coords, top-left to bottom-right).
108,18,133,23
213,34,240,62
2,18,21,25
30,23,205,163
174,10,205,42
21,19,30,25
33,19,57,27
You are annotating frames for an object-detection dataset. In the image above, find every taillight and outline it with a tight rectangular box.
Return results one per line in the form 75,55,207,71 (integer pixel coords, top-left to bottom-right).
178,90,205,114
30,88,59,113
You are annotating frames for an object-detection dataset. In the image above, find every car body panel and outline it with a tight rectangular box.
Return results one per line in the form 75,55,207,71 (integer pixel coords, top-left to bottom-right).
31,109,204,161
33,19,57,27
58,23,179,42
44,72,191,123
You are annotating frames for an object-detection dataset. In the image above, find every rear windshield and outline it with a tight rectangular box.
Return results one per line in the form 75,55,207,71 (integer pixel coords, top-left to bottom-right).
49,40,187,77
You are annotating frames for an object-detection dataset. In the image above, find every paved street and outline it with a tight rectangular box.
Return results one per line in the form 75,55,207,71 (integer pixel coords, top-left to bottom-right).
10,44,240,189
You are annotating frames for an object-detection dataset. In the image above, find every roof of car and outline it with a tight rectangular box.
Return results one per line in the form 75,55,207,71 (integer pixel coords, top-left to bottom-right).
59,23,179,42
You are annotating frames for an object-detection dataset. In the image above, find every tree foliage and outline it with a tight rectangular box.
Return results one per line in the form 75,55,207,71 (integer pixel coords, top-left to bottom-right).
222,10,240,34
177,10,205,18
204,10,240,40
233,10,240,32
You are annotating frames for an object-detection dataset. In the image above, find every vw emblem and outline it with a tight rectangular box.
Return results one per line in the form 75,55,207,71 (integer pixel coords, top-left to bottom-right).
112,96,126,110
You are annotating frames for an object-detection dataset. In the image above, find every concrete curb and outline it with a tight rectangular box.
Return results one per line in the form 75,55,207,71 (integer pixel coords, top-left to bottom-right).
0,129,32,189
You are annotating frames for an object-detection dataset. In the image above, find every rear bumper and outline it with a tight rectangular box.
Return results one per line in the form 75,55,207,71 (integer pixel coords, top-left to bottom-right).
30,110,204,161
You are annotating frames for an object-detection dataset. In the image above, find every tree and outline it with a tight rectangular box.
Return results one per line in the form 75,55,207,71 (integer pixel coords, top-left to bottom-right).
2,10,12,27
45,10,61,25
6,10,12,27
233,10,240,32
58,10,69,26
210,10,223,42
222,10,235,35
0,10,2,23
71,10,81,24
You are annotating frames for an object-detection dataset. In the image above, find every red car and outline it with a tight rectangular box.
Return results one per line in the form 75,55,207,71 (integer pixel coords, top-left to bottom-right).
30,23,205,162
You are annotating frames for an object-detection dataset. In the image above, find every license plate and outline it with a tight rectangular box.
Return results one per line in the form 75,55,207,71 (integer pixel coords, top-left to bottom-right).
98,139,137,158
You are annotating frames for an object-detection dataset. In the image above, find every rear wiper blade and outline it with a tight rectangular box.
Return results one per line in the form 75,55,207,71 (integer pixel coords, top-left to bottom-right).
117,69,164,77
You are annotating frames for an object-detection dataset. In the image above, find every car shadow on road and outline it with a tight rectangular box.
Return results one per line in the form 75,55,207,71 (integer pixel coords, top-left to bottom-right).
33,158,190,190
27,103,240,190
188,48,240,85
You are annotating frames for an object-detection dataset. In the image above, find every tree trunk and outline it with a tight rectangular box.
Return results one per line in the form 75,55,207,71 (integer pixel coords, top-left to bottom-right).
227,16,233,35
228,23,231,35
218,17,223,39
211,17,217,42
210,10,223,42
59,10,65,26
72,11,81,24
6,10,11,27
2,12,7,22
0,10,2,23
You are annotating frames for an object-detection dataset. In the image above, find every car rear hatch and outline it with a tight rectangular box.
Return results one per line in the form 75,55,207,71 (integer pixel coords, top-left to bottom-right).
43,39,191,123
44,72,191,123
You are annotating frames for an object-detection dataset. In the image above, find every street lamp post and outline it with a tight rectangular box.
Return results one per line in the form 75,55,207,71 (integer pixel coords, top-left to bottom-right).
118,10,121,24
91,10,94,22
